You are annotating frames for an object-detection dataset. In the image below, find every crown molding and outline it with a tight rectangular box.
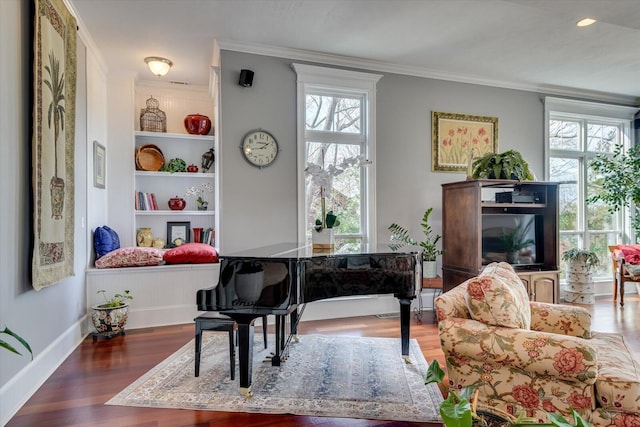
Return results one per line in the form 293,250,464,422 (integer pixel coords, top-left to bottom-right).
64,0,108,74
215,39,639,107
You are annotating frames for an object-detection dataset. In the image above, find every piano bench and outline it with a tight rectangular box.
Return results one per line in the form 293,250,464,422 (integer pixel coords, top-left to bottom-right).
194,313,269,379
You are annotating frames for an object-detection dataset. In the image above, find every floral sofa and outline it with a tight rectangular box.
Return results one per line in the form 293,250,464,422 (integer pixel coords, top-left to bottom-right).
435,262,640,426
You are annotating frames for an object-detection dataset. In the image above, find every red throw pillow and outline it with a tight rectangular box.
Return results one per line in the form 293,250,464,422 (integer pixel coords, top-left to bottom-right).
163,243,218,264
618,244,640,265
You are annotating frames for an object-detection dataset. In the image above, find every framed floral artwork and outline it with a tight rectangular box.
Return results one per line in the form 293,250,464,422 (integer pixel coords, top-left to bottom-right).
431,111,498,173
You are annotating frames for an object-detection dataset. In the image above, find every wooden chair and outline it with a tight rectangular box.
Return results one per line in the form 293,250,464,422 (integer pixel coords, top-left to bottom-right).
608,245,640,307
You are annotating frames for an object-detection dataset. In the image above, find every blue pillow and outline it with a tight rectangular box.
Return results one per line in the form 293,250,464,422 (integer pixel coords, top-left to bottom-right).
94,226,121,258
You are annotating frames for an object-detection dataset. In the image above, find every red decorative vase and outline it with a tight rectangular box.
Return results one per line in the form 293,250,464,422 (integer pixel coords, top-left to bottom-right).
184,114,211,135
187,164,199,173
168,196,186,211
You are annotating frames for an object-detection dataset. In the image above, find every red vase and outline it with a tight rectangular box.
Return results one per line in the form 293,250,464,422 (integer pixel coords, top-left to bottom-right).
187,164,199,173
168,196,186,210
184,114,211,135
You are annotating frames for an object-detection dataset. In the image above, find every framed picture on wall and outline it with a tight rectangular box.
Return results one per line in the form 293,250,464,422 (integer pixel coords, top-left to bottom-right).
167,221,191,246
93,141,106,188
432,111,498,173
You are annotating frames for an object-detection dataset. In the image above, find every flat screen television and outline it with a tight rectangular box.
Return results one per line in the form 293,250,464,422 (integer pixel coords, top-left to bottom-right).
481,213,543,267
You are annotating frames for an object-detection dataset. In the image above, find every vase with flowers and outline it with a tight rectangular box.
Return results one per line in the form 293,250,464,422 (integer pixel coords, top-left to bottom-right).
185,182,213,211
305,149,370,250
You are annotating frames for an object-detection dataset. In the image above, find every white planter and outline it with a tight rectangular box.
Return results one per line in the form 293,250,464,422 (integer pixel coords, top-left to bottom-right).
567,271,593,283
566,281,595,293
423,260,438,278
312,228,334,249
564,259,595,304
564,291,596,305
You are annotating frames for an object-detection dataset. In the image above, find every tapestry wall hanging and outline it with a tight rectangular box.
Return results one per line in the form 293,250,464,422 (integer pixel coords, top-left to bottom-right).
431,111,498,173
32,0,77,290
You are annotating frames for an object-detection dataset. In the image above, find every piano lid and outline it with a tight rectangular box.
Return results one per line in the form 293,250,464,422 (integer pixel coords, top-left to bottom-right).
221,242,422,261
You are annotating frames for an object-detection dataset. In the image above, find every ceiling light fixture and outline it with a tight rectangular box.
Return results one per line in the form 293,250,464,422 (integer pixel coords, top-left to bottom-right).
576,18,596,27
144,56,173,76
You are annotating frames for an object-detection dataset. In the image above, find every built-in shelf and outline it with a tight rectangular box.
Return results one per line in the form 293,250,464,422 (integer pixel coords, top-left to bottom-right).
135,171,214,178
135,210,215,216
135,130,214,142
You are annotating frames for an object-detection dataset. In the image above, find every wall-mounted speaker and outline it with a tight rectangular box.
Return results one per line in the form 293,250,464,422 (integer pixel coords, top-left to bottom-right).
239,69,254,87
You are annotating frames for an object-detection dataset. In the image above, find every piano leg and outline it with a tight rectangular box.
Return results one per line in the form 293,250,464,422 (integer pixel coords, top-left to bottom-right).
272,315,284,366
399,298,412,364
235,319,255,397
290,308,299,342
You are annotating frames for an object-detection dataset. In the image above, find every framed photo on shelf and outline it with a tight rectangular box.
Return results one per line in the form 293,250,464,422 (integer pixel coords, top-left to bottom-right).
93,141,106,188
167,221,191,246
431,111,498,173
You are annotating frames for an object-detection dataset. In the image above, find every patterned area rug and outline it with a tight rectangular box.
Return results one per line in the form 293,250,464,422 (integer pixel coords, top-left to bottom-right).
107,334,443,422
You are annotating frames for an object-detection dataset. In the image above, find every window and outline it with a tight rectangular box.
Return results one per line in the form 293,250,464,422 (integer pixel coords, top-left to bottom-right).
545,97,636,280
293,64,381,248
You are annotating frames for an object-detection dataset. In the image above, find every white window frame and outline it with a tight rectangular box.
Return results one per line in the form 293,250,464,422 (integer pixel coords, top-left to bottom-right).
292,63,382,246
544,97,637,256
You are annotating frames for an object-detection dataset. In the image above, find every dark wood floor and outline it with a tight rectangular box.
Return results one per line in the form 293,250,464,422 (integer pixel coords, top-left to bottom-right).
7,293,639,427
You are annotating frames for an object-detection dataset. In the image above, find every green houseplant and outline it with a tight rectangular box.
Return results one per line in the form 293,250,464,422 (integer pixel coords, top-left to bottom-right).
91,290,133,338
471,150,534,181
426,360,592,427
425,360,510,427
588,144,640,243
561,249,600,272
1,326,32,359
389,208,443,277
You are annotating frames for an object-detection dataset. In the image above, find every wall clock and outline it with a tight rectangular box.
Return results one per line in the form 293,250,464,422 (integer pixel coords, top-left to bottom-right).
240,129,279,168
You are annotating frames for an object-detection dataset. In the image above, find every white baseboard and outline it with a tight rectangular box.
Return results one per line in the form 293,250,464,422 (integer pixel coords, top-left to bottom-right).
0,315,89,427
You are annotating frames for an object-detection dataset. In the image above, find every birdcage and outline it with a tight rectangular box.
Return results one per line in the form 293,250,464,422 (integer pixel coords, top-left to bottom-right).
139,96,167,132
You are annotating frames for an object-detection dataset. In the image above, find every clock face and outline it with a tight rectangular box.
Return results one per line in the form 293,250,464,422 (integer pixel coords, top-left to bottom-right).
241,130,279,168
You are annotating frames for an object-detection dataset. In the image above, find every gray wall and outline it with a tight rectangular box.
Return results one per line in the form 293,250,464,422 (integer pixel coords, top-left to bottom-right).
218,51,299,252
1,0,89,389
218,50,544,255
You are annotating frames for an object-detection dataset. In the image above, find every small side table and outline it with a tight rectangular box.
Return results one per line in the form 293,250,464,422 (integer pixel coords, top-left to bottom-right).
414,276,443,323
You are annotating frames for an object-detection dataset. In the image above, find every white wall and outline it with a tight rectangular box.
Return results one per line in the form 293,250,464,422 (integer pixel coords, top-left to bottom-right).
218,51,299,253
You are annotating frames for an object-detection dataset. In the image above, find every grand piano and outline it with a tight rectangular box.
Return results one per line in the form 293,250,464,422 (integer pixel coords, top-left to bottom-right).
196,242,422,396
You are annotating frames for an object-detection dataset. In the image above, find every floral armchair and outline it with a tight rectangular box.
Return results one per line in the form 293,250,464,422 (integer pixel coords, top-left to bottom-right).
435,262,640,426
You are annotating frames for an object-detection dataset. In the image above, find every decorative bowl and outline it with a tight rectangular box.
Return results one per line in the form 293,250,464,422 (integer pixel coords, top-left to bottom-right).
184,114,212,135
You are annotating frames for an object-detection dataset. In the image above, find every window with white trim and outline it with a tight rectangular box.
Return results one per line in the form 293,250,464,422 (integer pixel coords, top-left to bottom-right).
293,64,381,248
545,97,636,280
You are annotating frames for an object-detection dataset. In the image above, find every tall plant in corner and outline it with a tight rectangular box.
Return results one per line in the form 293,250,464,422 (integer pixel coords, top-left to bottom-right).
389,208,444,262
44,50,66,219
589,144,640,243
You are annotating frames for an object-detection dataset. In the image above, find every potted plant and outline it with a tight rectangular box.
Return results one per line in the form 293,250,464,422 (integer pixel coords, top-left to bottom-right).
196,196,208,210
389,208,444,278
91,290,133,339
562,249,600,304
425,360,511,427
305,150,370,250
471,150,534,181
185,182,213,211
1,326,32,359
589,144,640,243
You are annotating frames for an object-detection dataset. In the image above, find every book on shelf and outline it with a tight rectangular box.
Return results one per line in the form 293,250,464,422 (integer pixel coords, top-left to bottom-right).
135,191,158,210
201,228,215,246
